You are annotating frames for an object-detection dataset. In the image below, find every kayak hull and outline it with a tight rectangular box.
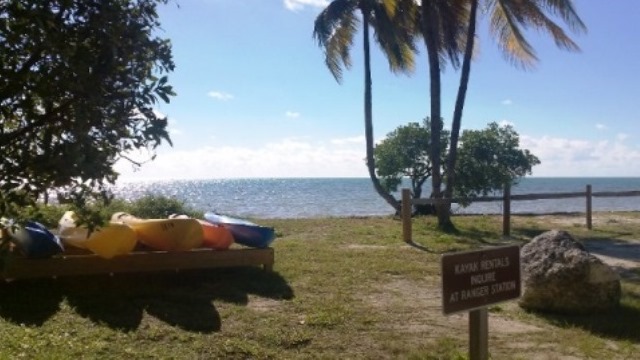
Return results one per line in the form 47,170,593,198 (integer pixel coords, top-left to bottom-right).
10,221,64,259
113,212,203,252
59,211,137,259
170,214,234,250
203,212,275,249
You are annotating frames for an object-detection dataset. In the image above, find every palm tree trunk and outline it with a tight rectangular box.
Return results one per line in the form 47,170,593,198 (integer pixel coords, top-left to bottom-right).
422,0,450,228
362,9,401,212
444,0,478,202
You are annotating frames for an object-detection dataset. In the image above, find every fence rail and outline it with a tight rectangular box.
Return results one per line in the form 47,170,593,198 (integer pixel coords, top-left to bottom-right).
401,184,640,242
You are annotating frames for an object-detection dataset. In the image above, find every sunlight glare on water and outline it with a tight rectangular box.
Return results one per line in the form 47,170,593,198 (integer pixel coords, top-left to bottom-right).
111,177,640,219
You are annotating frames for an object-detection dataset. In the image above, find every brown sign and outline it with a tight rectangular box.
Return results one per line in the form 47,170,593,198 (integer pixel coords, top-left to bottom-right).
441,245,521,315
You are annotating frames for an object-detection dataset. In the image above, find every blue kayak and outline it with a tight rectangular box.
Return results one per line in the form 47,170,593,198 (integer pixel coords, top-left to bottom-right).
203,212,275,249
9,221,64,258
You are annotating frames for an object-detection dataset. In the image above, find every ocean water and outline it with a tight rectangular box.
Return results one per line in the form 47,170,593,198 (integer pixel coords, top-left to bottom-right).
111,177,640,219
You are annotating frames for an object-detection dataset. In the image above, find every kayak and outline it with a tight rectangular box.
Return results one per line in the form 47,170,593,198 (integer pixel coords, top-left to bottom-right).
112,212,203,252
58,211,137,259
8,221,64,258
170,214,234,250
203,212,275,249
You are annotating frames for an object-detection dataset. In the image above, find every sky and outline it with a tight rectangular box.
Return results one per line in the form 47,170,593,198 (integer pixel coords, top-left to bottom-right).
114,0,640,181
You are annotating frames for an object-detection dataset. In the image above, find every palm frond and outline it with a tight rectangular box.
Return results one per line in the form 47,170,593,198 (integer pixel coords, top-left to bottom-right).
488,0,585,69
516,0,581,52
539,0,587,33
313,0,357,46
371,1,417,74
419,0,469,69
438,0,470,69
324,14,359,82
382,0,398,18
313,0,359,82
490,0,538,69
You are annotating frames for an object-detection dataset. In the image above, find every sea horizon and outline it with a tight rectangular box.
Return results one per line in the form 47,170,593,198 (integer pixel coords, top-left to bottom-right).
116,175,640,183
110,177,640,219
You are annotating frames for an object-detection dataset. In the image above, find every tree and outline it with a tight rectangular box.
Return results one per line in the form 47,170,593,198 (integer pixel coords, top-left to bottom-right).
418,0,585,229
445,0,586,204
374,118,448,201
419,0,468,228
453,122,540,202
0,0,175,226
313,0,418,212
374,121,538,211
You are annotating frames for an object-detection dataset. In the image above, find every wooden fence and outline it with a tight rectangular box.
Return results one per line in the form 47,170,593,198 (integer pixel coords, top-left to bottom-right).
401,184,640,241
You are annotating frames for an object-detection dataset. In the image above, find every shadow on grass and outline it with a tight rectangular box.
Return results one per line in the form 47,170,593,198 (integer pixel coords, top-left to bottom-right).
511,226,546,240
409,225,524,254
531,302,640,342
406,240,437,253
0,267,293,333
0,278,64,325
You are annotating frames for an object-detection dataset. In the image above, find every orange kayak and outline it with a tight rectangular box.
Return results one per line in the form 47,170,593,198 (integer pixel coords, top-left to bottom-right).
170,215,234,250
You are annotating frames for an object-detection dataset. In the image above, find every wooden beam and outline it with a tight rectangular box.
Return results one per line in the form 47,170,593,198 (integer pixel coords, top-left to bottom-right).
402,189,412,243
503,183,511,237
586,185,592,230
592,190,640,198
1,248,274,281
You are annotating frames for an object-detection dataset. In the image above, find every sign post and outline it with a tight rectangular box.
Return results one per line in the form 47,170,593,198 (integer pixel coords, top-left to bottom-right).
441,245,521,360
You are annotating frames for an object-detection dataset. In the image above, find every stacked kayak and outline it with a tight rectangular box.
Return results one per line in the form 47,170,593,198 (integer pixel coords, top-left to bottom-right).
170,214,234,250
0,211,275,261
112,212,203,252
58,211,137,259
204,212,275,249
6,220,64,259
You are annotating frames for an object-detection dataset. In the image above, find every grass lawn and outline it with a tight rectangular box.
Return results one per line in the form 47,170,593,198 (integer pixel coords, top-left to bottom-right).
0,212,639,359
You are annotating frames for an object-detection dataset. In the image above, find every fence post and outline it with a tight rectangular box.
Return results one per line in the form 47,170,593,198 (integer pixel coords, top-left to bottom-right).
586,184,592,230
402,189,412,243
503,183,511,237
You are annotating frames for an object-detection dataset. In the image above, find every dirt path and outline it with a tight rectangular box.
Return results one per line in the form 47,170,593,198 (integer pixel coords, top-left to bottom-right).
585,240,640,280
534,213,640,281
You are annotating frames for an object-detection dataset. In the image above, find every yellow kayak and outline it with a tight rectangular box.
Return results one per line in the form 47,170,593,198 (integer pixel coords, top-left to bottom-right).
112,212,203,252
58,211,137,259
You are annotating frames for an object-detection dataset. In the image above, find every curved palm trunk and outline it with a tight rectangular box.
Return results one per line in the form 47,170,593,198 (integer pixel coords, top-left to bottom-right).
422,1,450,228
362,10,401,211
444,0,478,203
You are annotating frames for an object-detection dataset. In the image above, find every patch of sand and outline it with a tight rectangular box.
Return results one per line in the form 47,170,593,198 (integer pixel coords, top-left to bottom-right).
344,244,389,250
364,278,543,337
247,295,284,312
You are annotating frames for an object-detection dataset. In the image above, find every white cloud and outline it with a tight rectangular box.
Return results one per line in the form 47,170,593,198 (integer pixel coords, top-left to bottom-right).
115,132,640,181
616,133,629,141
498,119,514,127
595,123,607,130
330,135,365,145
285,111,300,119
207,91,234,101
153,110,183,136
283,0,328,11
520,135,640,176
115,137,367,181
501,99,513,105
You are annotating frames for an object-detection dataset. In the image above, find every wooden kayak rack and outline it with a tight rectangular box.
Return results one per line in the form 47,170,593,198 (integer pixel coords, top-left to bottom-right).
0,247,274,281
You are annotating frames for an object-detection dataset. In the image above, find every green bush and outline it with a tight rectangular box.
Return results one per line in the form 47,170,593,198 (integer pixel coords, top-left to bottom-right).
126,194,202,219
11,204,70,228
4,194,202,228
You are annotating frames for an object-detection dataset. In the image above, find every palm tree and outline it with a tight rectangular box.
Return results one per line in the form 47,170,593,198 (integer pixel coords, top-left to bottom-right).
313,0,418,211
441,0,586,227
420,0,468,228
